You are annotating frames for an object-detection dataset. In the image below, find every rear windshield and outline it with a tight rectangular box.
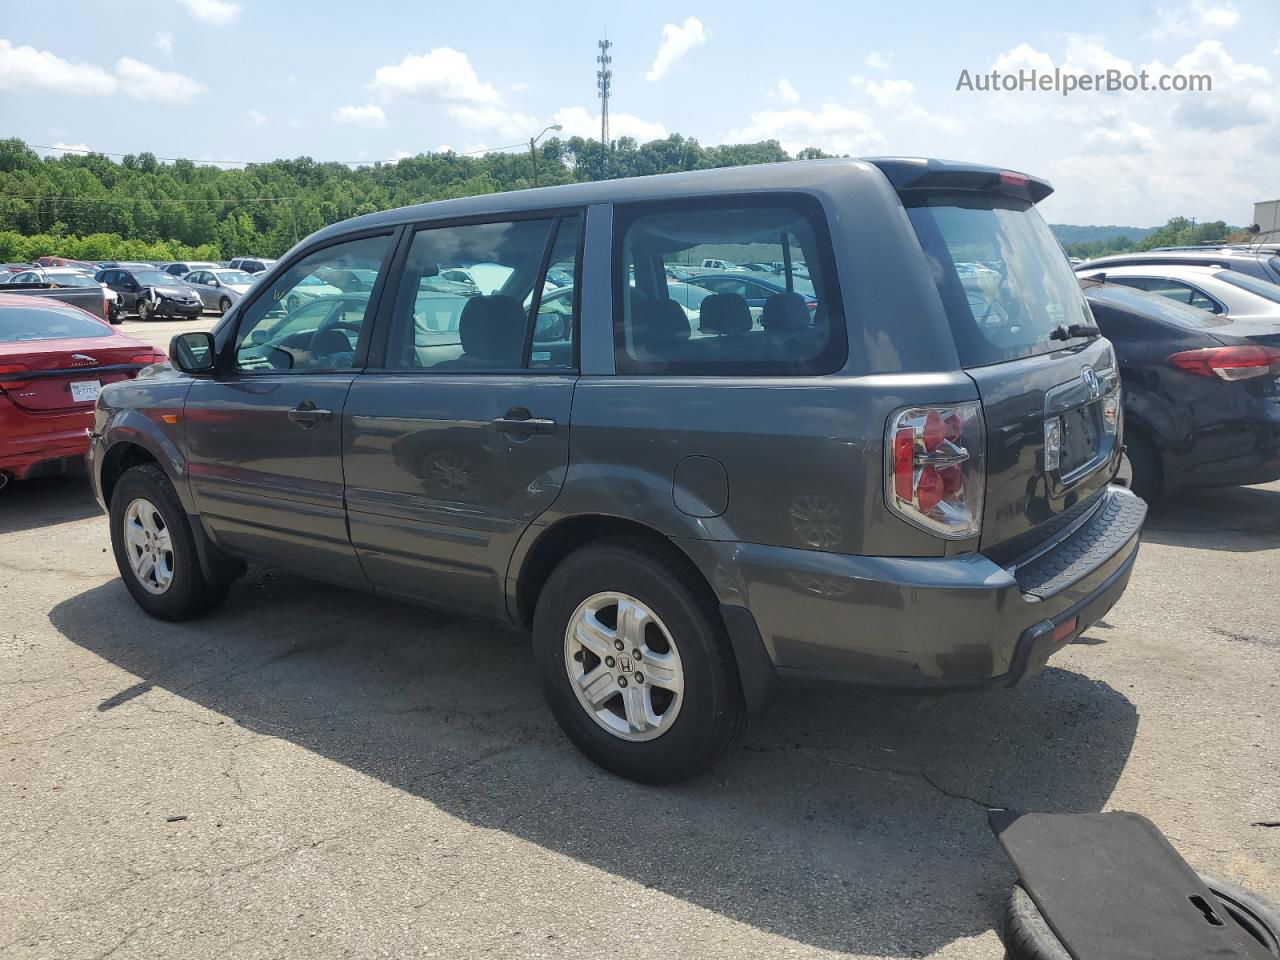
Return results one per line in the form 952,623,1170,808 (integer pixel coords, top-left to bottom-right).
1083,282,1230,329
906,194,1093,366
0,305,110,342
1214,270,1280,305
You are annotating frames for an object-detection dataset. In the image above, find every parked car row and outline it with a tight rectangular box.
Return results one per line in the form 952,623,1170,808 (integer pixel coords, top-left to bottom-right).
1066,244,1280,502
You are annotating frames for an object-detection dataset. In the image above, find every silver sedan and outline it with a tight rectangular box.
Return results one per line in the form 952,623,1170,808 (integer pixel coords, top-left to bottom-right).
183,268,256,314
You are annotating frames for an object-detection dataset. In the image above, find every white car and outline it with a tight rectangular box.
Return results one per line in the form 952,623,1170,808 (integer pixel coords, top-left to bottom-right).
1075,263,1280,322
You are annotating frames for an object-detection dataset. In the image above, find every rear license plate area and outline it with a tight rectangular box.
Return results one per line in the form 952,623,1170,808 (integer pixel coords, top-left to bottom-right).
1060,401,1101,475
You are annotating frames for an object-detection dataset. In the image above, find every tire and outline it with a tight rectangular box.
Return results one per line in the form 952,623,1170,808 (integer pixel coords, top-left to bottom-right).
532,537,747,783
1121,427,1163,504
1003,873,1280,960
286,295,300,312
136,299,154,322
219,296,232,314
109,463,228,621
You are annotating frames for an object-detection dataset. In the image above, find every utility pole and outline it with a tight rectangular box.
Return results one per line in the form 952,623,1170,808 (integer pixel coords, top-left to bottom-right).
528,124,562,188
596,38,612,180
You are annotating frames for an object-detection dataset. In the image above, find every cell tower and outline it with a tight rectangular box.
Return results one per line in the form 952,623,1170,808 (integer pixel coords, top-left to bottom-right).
596,38,612,177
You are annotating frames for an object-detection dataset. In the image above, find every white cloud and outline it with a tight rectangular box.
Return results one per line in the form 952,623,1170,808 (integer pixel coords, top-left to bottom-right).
552,105,668,142
776,78,799,104
851,75,963,132
248,109,267,126
45,142,90,156
177,0,241,25
333,104,387,127
1149,1,1240,40
1082,119,1159,154
154,32,173,60
115,57,205,102
285,117,307,129
864,50,892,71
373,47,501,104
0,38,116,95
725,103,885,157
449,104,538,138
645,17,708,82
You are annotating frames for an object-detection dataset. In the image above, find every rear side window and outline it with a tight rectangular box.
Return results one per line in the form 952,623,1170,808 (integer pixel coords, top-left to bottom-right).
384,214,581,372
0,305,110,342
906,193,1093,366
613,195,845,376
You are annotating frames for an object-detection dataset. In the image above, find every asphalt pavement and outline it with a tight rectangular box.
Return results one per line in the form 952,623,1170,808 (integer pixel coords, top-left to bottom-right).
1,467,1277,958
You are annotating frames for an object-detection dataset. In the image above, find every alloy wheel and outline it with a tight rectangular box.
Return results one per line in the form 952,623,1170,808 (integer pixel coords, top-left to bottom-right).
564,592,684,742
123,497,175,595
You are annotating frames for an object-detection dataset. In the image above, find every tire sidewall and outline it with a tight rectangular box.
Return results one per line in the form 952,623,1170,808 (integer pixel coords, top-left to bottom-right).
219,297,231,314
532,544,735,783
109,466,206,621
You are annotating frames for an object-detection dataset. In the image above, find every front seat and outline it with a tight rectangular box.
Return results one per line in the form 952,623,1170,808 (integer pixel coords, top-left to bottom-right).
436,295,526,368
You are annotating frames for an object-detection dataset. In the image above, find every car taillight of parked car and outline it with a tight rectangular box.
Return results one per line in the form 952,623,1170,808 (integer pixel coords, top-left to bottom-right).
886,402,985,538
0,363,32,391
129,353,167,367
1167,345,1280,382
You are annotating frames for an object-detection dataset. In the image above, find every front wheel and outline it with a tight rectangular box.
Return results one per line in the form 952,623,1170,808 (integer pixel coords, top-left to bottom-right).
136,299,154,322
219,296,232,314
532,538,747,783
109,464,228,621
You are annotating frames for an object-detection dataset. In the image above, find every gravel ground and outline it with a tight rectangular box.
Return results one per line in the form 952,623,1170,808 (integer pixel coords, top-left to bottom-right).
1,476,1277,959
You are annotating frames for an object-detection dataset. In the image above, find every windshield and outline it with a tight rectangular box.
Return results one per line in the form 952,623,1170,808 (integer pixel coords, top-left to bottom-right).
215,270,253,285
1084,282,1230,329
46,271,99,287
906,194,1093,366
0,305,110,341
133,271,179,286
1214,270,1280,305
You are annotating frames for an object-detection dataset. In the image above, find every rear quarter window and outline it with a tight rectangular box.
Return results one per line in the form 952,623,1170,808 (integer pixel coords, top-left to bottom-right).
612,194,846,376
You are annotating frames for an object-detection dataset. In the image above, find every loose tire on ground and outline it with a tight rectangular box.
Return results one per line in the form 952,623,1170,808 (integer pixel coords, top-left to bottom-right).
532,537,747,783
109,463,229,621
1002,873,1280,960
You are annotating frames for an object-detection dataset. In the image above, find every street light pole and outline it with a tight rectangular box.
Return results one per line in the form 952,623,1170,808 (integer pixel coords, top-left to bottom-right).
529,124,563,188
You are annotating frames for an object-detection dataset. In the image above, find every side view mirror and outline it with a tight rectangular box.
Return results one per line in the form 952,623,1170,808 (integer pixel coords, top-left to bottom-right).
170,331,216,374
210,278,220,287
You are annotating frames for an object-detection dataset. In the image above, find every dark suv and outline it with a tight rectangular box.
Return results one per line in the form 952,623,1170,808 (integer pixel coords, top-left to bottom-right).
88,159,1146,782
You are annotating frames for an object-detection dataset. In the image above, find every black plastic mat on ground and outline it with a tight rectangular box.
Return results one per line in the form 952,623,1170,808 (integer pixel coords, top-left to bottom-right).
990,810,1270,960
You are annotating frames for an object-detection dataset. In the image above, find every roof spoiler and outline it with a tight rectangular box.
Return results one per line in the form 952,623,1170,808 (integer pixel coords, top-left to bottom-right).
865,157,1054,204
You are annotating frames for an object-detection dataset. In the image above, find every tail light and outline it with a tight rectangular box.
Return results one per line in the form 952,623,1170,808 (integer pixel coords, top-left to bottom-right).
1168,345,1280,382
0,363,32,391
886,402,985,539
129,353,166,366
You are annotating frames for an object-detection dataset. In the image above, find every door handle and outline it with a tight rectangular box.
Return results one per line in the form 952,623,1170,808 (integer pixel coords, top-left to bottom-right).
491,407,557,436
288,401,333,428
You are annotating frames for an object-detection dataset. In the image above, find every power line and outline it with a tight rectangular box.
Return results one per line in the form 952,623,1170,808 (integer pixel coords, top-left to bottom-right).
0,196,297,203
24,141,531,167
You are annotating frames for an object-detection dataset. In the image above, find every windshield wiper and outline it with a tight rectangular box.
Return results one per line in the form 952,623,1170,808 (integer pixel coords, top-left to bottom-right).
1049,322,1102,341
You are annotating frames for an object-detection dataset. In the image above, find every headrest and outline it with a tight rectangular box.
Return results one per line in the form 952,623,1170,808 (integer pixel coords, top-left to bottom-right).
458,295,526,364
699,293,753,335
761,291,811,331
630,299,690,347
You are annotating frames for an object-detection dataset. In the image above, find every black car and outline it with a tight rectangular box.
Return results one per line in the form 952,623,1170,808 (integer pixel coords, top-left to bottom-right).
1081,277,1280,501
96,267,203,320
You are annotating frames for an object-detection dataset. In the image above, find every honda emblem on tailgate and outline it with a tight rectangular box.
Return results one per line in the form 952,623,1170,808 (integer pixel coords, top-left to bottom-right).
1081,366,1100,399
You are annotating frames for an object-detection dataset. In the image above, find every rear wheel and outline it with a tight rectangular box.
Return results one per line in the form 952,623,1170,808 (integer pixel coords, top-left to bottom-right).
532,538,747,783
109,464,228,620
1121,427,1162,503
1003,873,1280,959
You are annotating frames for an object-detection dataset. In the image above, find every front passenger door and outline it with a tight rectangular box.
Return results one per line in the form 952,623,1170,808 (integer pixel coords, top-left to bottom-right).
184,231,397,585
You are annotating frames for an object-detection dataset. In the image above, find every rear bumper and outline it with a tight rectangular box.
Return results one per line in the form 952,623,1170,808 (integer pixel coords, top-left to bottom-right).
0,420,91,480
680,485,1146,694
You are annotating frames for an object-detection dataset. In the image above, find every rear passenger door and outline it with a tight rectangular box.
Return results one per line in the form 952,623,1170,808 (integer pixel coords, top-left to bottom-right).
343,213,582,617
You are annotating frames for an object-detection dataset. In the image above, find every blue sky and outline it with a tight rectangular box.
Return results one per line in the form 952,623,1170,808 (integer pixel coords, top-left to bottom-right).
3,0,1277,225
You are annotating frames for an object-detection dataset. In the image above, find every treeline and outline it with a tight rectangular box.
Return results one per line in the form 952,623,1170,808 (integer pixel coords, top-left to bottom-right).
1062,216,1242,259
0,137,1242,263
0,136,806,261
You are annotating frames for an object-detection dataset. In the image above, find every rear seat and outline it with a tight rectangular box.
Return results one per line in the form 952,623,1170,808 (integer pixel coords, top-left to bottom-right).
627,292,827,365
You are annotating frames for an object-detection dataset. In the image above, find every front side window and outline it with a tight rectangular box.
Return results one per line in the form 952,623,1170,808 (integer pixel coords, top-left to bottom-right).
232,234,392,372
614,197,844,375
385,214,580,371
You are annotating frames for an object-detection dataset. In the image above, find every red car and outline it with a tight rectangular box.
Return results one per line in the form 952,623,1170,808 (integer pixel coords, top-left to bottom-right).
0,294,166,488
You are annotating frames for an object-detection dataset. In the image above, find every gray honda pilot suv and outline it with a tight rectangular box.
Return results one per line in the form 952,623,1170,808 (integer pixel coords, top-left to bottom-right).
89,158,1146,783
